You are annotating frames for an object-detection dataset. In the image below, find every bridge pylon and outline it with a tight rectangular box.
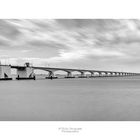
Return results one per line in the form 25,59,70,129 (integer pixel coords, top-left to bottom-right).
0,65,12,80
16,63,35,80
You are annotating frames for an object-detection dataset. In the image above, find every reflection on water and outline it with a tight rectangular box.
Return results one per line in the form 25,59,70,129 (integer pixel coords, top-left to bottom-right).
0,76,140,121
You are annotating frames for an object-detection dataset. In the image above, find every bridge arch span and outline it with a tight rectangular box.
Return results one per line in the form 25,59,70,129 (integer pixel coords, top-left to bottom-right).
33,69,50,78
33,68,56,78
82,71,94,77
53,70,72,78
71,70,88,78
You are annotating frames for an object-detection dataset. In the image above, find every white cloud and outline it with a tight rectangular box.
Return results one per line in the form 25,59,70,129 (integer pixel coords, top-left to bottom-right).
0,19,140,71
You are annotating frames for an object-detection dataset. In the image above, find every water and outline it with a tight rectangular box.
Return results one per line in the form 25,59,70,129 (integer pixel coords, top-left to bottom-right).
0,76,140,121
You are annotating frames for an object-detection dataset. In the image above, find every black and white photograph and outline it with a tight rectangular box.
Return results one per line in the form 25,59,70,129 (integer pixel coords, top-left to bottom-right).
1,0,140,139
0,19,140,121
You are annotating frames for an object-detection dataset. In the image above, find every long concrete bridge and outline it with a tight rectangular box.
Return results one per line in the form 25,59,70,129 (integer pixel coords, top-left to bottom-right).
0,62,139,80
32,66,138,78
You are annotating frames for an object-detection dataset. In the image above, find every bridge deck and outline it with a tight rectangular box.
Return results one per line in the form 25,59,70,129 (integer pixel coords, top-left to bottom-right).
0,64,137,75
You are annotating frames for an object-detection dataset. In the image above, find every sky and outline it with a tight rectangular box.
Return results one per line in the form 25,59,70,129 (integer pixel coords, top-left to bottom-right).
0,19,140,72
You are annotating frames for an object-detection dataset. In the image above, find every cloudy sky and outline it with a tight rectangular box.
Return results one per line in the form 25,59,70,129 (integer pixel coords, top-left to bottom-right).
0,19,140,72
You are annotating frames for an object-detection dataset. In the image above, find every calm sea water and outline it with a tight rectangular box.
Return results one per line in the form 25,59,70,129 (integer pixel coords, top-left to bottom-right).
0,76,140,121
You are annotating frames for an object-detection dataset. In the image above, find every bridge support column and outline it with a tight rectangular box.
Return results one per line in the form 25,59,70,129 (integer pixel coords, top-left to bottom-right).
16,67,35,80
48,71,54,77
118,73,121,76
0,65,12,80
98,72,101,77
65,71,75,78
79,71,86,78
89,72,94,77
113,72,116,76
122,73,125,76
104,72,108,77
46,71,57,79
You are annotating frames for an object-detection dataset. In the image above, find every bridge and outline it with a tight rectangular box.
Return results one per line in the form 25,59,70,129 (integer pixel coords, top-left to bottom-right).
0,62,139,80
